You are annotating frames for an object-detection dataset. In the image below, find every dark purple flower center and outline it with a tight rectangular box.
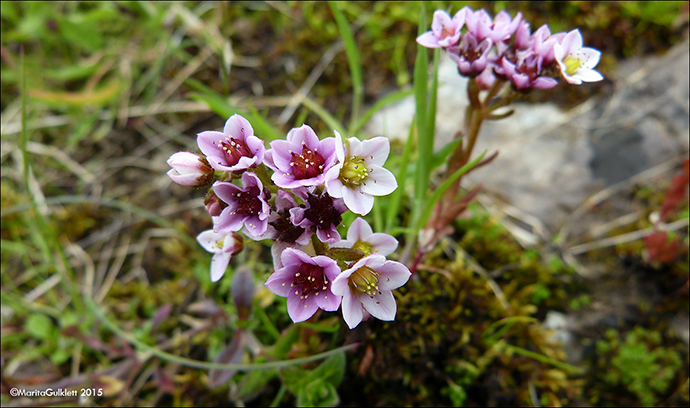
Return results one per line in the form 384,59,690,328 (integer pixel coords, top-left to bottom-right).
235,187,262,216
290,146,326,179
461,47,482,62
270,211,306,243
219,136,252,167
304,193,342,231
293,262,328,298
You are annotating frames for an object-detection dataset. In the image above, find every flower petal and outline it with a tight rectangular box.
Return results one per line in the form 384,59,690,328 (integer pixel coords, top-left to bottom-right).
196,130,226,157
416,31,441,48
210,252,232,282
361,136,390,167
315,290,341,312
579,47,601,69
342,187,374,216
361,290,397,321
281,247,312,268
265,266,297,297
574,69,604,83
287,291,319,323
347,217,373,242
341,291,364,329
377,260,411,291
196,230,224,253
367,233,399,256
215,209,245,232
223,114,253,140
360,165,397,196
330,268,354,297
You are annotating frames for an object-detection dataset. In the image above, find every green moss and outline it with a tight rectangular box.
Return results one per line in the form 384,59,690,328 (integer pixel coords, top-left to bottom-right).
339,211,578,406
594,326,683,406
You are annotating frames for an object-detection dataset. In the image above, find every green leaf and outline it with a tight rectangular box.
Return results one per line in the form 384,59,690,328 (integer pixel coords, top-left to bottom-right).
416,151,487,232
25,313,54,341
58,14,104,52
300,96,347,136
412,3,429,206
50,348,71,365
431,138,464,170
297,379,340,407
328,1,363,130
234,368,279,402
281,351,346,398
385,116,415,232
265,325,300,359
186,78,282,142
308,352,346,387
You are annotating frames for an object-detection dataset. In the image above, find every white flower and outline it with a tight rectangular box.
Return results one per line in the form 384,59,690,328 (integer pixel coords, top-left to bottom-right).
331,217,398,257
197,230,242,282
324,131,397,216
554,29,604,85
331,255,411,329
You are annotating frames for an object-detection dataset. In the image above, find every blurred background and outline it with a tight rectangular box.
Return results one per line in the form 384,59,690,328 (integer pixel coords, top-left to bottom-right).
2,1,688,406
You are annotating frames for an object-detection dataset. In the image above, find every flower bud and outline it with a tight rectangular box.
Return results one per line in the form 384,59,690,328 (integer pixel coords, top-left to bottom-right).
204,189,227,217
166,152,213,186
231,266,254,321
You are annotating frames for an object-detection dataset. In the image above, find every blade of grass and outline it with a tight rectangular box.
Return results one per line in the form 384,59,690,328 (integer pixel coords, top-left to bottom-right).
412,3,429,210
1,195,198,250
351,88,414,135
415,151,487,232
405,3,430,249
427,47,439,156
501,342,585,374
431,137,463,169
385,116,416,232
19,45,85,316
185,78,282,141
300,96,347,136
82,291,357,371
328,1,363,132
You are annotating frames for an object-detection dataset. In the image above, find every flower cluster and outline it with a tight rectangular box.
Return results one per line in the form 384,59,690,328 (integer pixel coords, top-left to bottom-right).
417,7,603,90
167,114,410,329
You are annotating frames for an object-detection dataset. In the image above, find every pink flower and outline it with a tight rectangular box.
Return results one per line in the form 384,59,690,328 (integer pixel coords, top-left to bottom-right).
416,9,466,49
554,29,604,85
324,131,397,216
331,255,411,329
213,172,271,239
197,114,265,172
530,25,566,65
197,230,243,282
514,21,532,50
265,248,342,323
488,10,522,43
448,33,493,77
166,152,213,186
332,217,398,257
268,125,337,189
465,8,521,44
499,51,558,90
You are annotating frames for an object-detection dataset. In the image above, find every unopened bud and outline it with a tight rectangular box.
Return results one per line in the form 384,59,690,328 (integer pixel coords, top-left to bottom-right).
167,152,213,186
204,189,228,217
231,266,254,321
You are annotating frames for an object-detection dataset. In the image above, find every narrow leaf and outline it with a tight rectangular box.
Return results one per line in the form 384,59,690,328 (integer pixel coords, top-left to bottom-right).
416,151,487,232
